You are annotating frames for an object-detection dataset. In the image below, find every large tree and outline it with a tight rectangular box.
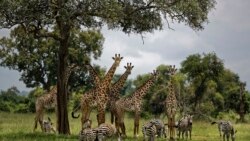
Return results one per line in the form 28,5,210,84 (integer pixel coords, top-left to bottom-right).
180,52,224,110
0,27,104,91
0,0,216,134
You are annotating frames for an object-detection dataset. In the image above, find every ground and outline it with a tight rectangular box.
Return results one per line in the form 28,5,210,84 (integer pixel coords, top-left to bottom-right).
0,112,250,141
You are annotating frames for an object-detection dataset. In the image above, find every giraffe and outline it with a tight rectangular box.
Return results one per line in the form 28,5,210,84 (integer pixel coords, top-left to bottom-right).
164,65,178,140
84,62,133,124
33,64,77,132
72,54,123,126
85,63,101,87
108,62,134,124
114,70,159,137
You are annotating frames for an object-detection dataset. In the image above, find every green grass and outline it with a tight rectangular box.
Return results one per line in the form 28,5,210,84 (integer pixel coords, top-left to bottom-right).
0,112,250,141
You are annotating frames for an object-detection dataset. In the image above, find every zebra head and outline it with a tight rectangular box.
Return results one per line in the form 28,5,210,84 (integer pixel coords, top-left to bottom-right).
187,115,193,126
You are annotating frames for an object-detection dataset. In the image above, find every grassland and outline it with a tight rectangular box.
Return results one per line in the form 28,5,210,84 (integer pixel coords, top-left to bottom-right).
0,112,250,141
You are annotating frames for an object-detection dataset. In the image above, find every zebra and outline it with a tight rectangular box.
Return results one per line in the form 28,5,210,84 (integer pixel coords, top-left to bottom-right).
211,120,237,141
176,114,193,140
149,119,167,138
42,117,56,133
79,119,97,141
142,121,157,141
79,128,97,141
95,123,119,141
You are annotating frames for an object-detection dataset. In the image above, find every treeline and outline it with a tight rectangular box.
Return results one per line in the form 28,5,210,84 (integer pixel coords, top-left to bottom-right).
1,52,250,121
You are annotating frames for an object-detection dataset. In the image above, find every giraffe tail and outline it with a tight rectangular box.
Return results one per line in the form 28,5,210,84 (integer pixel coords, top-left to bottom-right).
71,104,81,118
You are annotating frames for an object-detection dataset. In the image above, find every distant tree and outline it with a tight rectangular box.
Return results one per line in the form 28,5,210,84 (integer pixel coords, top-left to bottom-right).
180,52,224,110
0,86,29,112
0,0,216,134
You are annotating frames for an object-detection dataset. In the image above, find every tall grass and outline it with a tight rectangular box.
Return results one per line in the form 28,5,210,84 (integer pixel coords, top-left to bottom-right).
0,112,250,141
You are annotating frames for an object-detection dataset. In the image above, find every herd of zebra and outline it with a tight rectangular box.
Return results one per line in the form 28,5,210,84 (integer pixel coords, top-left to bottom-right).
39,114,237,141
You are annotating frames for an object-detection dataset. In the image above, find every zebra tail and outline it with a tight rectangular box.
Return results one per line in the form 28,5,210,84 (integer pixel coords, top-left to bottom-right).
71,104,81,118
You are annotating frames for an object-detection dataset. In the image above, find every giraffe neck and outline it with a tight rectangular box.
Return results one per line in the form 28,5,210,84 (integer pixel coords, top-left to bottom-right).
101,62,119,87
65,65,75,87
167,79,176,99
133,77,155,100
110,70,130,93
87,64,101,86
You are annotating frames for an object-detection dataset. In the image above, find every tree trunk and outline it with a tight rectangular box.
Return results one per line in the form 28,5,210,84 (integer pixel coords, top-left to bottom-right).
239,87,246,122
57,39,70,134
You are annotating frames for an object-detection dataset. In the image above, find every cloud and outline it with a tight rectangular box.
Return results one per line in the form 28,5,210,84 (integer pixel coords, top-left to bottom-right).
1,0,250,91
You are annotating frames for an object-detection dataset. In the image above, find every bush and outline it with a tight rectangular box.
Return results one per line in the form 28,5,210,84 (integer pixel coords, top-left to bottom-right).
217,110,239,121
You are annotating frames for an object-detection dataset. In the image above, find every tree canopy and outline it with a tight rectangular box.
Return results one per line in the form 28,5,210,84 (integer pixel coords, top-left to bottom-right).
0,0,217,134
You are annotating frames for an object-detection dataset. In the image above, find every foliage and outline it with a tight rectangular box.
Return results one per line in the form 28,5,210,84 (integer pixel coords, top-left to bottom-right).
0,87,29,113
0,0,217,134
0,27,104,90
180,52,224,109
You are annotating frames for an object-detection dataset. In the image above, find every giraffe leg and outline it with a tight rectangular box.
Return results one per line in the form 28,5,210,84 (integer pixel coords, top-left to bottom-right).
110,108,115,124
97,106,105,125
39,115,44,132
134,112,140,138
34,105,43,132
173,119,176,139
81,104,90,128
119,111,126,137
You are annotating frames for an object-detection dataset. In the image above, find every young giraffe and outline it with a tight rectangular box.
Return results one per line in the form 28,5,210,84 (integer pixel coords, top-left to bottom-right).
108,62,134,124
114,70,159,137
33,64,77,132
164,65,178,140
72,54,123,126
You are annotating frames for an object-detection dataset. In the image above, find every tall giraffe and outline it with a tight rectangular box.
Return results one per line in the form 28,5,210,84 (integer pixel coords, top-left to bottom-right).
108,62,134,124
165,65,178,140
114,70,159,137
33,64,77,132
72,54,123,126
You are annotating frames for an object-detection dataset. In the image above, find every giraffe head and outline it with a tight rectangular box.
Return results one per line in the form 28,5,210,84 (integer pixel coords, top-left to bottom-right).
124,62,134,74
151,70,159,80
112,54,123,67
168,65,177,76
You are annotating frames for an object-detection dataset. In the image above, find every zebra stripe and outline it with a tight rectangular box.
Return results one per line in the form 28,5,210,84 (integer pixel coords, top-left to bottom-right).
79,128,97,141
149,119,167,138
211,120,237,141
176,114,193,140
96,123,118,141
142,121,157,141
42,117,56,133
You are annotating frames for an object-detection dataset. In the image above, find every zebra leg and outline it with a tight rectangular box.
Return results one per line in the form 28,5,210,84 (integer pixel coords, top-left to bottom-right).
190,129,192,140
150,135,155,141
185,130,188,140
226,134,230,141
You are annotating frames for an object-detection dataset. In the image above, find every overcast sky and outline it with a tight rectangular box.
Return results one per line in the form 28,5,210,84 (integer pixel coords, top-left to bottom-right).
1,0,250,91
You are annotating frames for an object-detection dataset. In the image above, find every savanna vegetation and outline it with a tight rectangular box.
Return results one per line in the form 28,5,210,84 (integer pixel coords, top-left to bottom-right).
1,52,250,140
1,112,250,141
1,0,250,140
